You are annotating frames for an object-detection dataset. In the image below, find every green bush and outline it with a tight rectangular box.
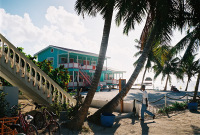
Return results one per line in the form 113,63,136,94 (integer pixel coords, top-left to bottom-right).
158,102,187,114
51,102,78,120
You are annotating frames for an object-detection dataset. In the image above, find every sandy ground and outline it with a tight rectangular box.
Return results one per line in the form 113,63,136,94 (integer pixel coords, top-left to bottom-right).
61,107,200,135
81,89,199,106
19,89,200,135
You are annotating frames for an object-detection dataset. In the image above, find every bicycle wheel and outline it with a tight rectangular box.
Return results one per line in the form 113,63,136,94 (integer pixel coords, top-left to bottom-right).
34,112,45,130
48,121,60,135
26,124,38,135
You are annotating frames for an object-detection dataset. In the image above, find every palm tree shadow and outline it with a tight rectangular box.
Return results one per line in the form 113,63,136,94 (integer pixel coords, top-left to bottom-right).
131,113,139,124
191,125,200,134
87,114,121,135
189,110,200,114
140,120,155,135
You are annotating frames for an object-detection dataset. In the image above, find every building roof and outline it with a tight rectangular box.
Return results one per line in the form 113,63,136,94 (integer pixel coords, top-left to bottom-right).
103,67,126,73
34,45,110,58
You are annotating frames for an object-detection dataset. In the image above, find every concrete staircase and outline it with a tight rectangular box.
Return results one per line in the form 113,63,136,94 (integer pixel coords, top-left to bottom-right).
0,34,76,107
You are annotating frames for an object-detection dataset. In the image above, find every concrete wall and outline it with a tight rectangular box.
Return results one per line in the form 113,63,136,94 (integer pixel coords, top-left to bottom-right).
88,99,159,117
84,98,141,115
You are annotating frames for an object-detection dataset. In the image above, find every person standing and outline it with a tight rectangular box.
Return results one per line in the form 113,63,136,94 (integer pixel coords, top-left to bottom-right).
140,85,155,120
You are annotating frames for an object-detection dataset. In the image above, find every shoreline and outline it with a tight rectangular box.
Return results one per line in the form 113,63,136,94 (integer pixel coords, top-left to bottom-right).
81,88,200,107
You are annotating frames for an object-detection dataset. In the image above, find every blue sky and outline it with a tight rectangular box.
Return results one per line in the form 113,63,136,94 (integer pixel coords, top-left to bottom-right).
1,0,192,89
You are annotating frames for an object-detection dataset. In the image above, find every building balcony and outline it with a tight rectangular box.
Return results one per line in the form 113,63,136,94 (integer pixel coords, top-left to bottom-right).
59,63,96,70
68,82,84,87
104,79,118,84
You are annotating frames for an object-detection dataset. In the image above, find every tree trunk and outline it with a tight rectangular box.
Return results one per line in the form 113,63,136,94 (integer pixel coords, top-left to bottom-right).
185,76,190,91
164,74,169,91
193,71,200,102
88,22,158,125
66,7,114,131
141,67,147,86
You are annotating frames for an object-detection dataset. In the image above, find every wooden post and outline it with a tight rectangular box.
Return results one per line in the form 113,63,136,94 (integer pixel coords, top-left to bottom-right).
119,79,126,113
165,94,167,108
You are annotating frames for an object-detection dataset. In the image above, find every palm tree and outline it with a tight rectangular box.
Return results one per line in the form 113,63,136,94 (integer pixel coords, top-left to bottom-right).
133,44,157,86
181,55,200,91
88,0,187,124
66,0,116,130
133,39,170,86
153,49,183,91
133,44,151,86
193,70,200,102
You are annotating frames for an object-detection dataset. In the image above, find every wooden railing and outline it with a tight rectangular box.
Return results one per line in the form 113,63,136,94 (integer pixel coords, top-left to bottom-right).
0,34,76,106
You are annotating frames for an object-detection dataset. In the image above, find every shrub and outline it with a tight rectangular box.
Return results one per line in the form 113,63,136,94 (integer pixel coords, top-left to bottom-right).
158,102,187,114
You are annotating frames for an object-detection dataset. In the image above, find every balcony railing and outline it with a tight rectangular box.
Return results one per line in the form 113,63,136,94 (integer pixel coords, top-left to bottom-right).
104,79,118,84
59,63,96,70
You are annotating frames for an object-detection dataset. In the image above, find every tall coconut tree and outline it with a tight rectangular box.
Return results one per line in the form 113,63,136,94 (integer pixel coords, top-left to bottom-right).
67,0,118,130
181,55,200,91
153,49,183,91
193,70,200,102
133,40,169,86
133,44,154,86
88,0,187,124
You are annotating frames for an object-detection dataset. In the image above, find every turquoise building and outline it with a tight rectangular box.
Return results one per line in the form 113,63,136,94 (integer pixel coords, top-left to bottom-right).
34,45,125,90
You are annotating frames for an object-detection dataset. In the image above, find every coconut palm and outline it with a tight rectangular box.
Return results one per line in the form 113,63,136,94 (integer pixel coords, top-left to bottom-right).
66,0,116,130
153,49,183,91
88,0,188,124
181,55,200,91
133,43,153,86
133,40,170,86
193,70,200,102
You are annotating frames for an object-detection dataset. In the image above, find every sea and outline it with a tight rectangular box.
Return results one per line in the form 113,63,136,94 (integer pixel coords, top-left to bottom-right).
132,80,199,92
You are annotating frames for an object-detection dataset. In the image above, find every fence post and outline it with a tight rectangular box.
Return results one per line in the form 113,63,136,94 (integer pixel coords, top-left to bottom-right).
186,94,188,104
132,99,136,116
165,94,167,108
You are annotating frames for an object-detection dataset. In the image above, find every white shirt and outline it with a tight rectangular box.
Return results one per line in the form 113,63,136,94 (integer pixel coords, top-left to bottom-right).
142,90,148,104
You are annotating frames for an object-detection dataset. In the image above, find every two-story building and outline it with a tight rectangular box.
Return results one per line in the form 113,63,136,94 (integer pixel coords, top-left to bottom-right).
34,45,125,90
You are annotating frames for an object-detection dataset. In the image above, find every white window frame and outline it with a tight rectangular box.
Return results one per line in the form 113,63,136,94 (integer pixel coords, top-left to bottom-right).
47,57,54,65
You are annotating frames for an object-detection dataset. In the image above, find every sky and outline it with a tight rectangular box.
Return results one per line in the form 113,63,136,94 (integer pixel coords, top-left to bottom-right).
1,0,195,90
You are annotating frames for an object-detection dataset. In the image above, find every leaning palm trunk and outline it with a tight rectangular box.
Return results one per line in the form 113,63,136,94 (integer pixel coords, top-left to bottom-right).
88,23,158,125
193,71,200,102
185,76,190,91
66,7,114,130
141,67,147,85
164,74,169,91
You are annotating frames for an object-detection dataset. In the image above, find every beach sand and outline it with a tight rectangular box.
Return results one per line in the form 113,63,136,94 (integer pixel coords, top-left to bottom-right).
61,107,200,135
19,89,200,135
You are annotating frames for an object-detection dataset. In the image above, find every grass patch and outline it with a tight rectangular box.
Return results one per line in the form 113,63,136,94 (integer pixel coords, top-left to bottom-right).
158,102,187,114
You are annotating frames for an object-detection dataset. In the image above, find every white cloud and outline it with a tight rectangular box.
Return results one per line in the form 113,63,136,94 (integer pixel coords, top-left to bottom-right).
0,7,94,56
45,6,87,35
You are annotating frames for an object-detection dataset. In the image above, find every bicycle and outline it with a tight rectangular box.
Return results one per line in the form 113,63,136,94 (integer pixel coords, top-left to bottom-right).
33,102,60,135
10,104,38,135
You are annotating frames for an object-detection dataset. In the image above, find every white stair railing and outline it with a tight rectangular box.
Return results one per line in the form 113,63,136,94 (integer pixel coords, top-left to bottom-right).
0,34,76,106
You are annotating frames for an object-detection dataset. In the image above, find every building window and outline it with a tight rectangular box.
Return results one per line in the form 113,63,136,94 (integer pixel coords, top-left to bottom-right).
78,59,82,64
70,58,74,63
51,49,54,53
83,60,90,65
47,57,54,65
61,57,67,64
91,61,96,65
70,75,73,82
